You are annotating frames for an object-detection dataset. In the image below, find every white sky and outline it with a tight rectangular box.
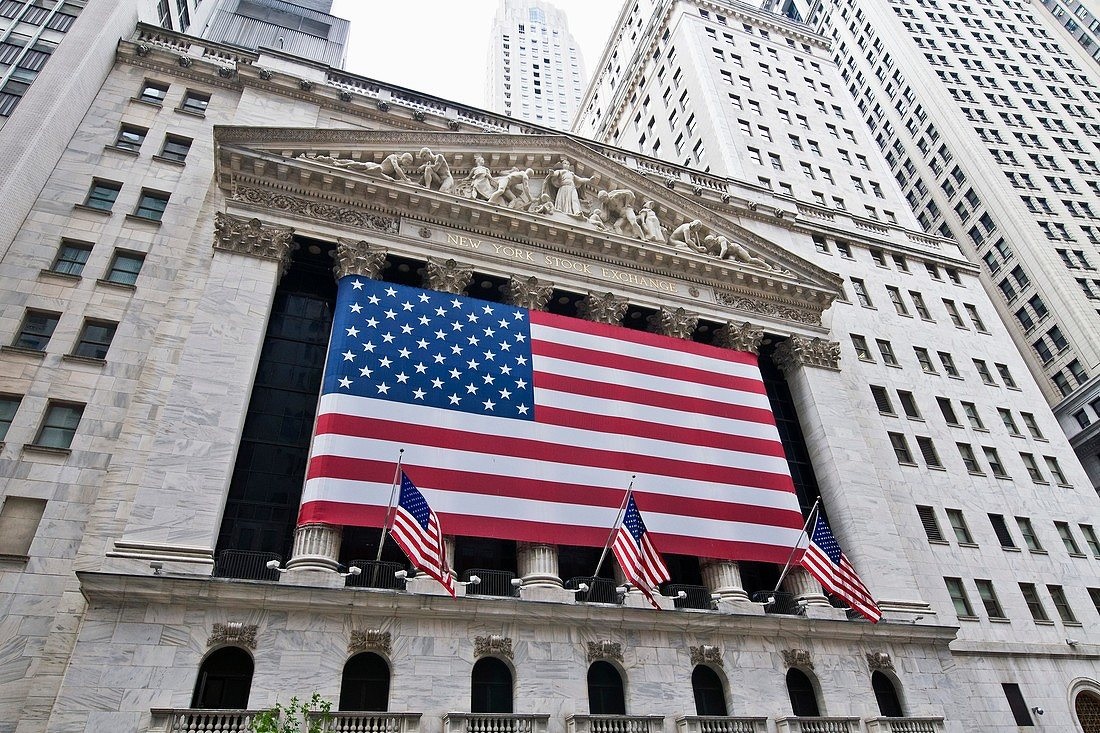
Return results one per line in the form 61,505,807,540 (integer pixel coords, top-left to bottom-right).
329,1,623,109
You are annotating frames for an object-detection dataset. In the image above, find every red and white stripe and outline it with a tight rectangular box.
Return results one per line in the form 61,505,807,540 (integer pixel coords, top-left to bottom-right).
390,505,455,597
300,311,804,564
613,528,671,609
801,544,881,622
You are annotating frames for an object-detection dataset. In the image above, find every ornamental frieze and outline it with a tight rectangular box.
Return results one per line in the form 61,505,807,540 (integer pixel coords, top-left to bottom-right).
587,640,624,663
713,292,822,326
207,622,257,650
349,629,392,655
474,635,514,659
230,185,398,234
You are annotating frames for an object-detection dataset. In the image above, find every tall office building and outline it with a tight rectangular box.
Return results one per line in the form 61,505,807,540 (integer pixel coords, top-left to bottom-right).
1,8,1100,733
785,0,1100,491
1037,0,1100,64
486,0,587,129
196,0,349,67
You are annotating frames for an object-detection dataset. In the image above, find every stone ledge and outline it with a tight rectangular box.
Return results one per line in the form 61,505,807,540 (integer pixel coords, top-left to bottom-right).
1,345,47,359
38,269,81,282
72,203,113,216
61,353,107,367
103,144,141,157
124,214,163,227
152,154,186,167
96,278,137,291
22,443,72,457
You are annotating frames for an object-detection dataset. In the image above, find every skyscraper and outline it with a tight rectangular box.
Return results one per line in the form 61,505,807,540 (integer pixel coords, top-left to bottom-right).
486,0,588,129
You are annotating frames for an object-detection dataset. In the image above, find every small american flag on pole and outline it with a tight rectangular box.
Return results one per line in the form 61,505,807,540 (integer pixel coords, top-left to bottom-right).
800,513,881,622
612,494,671,609
390,472,455,597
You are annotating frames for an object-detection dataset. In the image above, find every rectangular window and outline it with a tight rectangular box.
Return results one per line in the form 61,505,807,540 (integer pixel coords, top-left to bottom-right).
50,240,92,276
84,180,121,211
72,320,117,360
1080,524,1100,558
939,352,959,376
34,401,85,450
1019,582,1050,622
988,513,1015,547
159,135,192,163
996,363,1017,388
0,496,47,556
1002,683,1034,725
898,391,921,419
1055,521,1083,555
964,304,987,331
114,124,147,152
179,90,210,115
0,394,20,441
984,447,1009,478
960,402,984,429
973,359,995,383
1044,456,1067,484
946,509,974,544
910,291,932,319
1016,517,1044,552
870,385,894,414
943,299,966,327
914,347,936,373
998,409,1020,435
133,190,169,222
851,334,873,361
851,278,873,307
1047,585,1078,624
959,443,982,473
138,80,169,105
917,505,946,542
915,436,942,467
1021,413,1044,439
889,432,914,464
104,251,145,286
975,579,1006,618
938,398,960,426
876,340,898,366
13,310,60,351
945,577,975,616
886,286,909,315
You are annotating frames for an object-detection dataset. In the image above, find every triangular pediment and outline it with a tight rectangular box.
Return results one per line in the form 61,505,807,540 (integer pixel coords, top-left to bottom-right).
213,127,842,328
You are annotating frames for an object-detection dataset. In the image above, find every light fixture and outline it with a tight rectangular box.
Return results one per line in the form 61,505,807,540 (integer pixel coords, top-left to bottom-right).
1031,706,1044,716
576,583,590,592
510,578,523,587
1067,638,1080,647
394,570,408,579
149,561,163,575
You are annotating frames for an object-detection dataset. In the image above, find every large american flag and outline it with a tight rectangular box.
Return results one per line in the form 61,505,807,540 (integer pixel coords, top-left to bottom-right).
800,514,881,622
390,471,455,597
298,276,805,562
612,494,671,609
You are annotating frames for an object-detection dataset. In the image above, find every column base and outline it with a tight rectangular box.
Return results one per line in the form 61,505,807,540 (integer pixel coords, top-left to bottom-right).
278,567,347,588
622,590,676,610
519,585,576,603
407,575,467,597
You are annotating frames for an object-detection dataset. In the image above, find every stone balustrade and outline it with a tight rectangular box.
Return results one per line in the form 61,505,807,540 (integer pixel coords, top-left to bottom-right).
310,712,423,733
149,709,260,733
567,715,666,733
863,717,945,733
773,717,861,733
442,713,550,733
675,715,769,733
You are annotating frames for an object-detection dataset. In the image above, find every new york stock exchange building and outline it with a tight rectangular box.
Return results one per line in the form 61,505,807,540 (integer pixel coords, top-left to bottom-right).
2,23,1100,733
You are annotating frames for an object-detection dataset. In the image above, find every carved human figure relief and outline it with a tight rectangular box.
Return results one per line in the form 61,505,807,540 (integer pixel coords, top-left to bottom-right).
417,147,454,193
669,219,706,252
456,154,496,201
543,158,600,217
301,152,414,183
638,200,666,243
526,193,555,214
488,168,534,208
596,189,645,239
703,234,773,268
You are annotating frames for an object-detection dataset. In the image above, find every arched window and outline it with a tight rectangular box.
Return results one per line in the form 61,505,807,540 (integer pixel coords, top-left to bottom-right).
191,647,254,709
691,665,728,716
871,671,903,717
471,657,513,713
785,668,820,717
588,661,626,715
1076,690,1100,733
340,652,390,712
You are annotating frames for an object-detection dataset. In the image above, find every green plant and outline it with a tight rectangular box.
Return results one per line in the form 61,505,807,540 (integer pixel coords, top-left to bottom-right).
251,693,333,733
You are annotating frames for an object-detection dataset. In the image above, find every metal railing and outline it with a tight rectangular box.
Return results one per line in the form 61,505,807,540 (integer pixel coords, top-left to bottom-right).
864,718,945,733
564,577,623,605
750,591,802,616
149,709,261,733
307,711,422,733
567,715,665,733
676,716,768,733
774,717,861,733
212,550,281,581
664,584,714,610
443,713,550,733
463,569,519,597
345,560,407,590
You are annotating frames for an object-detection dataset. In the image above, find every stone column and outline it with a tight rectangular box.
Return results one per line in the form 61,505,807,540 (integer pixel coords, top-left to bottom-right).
505,275,566,593
284,239,387,582
647,305,699,339
423,256,474,294
577,291,629,325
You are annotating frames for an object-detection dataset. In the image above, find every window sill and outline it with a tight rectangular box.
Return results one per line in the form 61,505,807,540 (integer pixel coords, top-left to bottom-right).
1001,546,1021,553
958,542,979,548
22,443,72,457
0,553,29,565
173,107,207,119
897,461,918,467
152,154,186,167
1033,619,1055,626
1027,549,1048,555
72,203,112,216
103,145,140,157
1063,621,1083,627
928,539,950,546
957,614,980,622
884,362,903,369
989,617,1011,623
1057,483,1074,489
38,269,81,282
948,375,965,380
994,474,1013,480
130,97,164,109
966,471,985,476
1,345,46,359
906,416,925,422
973,427,990,433
124,214,163,227
62,354,106,366
96,278,137,291
946,422,963,428
1068,553,1087,559
927,465,947,471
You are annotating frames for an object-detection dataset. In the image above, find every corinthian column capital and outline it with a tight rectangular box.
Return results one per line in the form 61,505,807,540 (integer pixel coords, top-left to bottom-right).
423,257,474,294
213,211,296,274
333,238,388,280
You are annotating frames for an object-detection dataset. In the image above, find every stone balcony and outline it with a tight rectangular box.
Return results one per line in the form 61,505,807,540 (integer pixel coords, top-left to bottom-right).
149,709,260,733
675,715,769,733
863,718,945,733
567,714,666,733
774,717,861,733
443,713,550,733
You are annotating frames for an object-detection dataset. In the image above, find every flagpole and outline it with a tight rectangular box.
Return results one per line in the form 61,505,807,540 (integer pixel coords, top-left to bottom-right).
771,496,821,594
373,448,405,564
591,475,635,580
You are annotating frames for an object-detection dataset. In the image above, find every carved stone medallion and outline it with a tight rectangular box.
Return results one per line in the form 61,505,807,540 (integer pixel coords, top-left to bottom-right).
772,335,842,373
423,257,474,294
506,275,555,311
208,622,257,650
578,292,628,325
866,652,894,672
714,321,765,355
689,645,722,667
349,629,392,655
587,640,624,663
648,306,699,340
474,635,514,659
333,239,387,280
781,648,814,670
212,211,296,274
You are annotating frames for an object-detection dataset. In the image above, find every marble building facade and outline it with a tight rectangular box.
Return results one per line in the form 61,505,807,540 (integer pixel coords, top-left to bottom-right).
0,20,1099,733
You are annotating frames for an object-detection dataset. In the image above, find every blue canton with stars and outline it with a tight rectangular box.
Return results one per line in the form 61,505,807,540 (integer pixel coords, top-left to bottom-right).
810,515,843,565
323,277,535,420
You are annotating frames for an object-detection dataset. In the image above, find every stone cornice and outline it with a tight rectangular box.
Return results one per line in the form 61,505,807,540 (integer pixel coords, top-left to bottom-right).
77,571,961,646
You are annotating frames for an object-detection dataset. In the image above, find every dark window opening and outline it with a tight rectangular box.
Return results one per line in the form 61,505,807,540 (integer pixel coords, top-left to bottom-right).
692,665,728,715
471,657,513,714
191,647,253,709
588,661,626,714
786,668,820,716
872,671,903,717
340,652,389,712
